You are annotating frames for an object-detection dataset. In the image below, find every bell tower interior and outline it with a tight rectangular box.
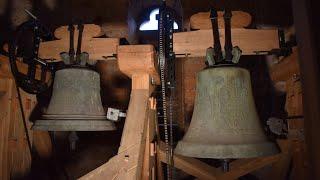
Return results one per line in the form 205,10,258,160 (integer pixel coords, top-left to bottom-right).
0,0,319,179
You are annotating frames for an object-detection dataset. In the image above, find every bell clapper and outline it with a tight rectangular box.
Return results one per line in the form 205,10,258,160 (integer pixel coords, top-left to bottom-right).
222,159,230,172
68,131,79,151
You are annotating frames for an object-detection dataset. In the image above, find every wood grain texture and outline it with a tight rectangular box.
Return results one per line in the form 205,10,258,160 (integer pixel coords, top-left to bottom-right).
39,24,119,61
269,48,300,83
117,45,159,84
160,140,289,180
190,11,252,30
158,142,220,179
80,44,157,180
0,78,14,180
268,140,292,180
33,131,52,159
101,22,128,39
0,55,52,179
173,29,279,57
285,77,303,116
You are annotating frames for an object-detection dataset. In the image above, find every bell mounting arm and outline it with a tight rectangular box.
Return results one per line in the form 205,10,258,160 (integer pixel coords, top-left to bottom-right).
205,8,242,67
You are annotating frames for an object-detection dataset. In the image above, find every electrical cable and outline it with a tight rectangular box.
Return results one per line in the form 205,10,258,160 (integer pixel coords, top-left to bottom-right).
15,85,33,155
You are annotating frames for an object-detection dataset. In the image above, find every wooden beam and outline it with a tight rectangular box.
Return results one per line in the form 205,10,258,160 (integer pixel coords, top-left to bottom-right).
0,78,14,180
269,47,300,83
159,140,289,180
217,140,290,180
142,99,156,179
173,29,279,57
39,24,119,61
292,0,320,178
33,131,52,159
190,11,252,30
216,155,281,180
117,45,160,84
80,45,158,180
268,140,292,180
101,22,128,39
158,142,221,179
0,55,51,178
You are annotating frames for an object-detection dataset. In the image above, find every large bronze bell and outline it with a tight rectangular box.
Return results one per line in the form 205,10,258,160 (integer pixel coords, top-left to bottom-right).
33,68,116,131
175,67,279,158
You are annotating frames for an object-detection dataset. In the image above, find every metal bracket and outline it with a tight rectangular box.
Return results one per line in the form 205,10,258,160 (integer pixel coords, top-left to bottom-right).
107,107,126,122
255,29,297,57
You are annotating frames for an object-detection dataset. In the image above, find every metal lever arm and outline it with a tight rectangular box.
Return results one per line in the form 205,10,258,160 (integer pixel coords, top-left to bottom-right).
224,9,233,62
76,23,84,64
68,24,75,64
210,9,223,63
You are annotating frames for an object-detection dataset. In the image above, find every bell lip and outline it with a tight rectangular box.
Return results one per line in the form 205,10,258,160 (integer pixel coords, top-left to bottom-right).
42,114,107,120
32,119,116,131
202,66,247,71
57,67,98,73
174,141,280,159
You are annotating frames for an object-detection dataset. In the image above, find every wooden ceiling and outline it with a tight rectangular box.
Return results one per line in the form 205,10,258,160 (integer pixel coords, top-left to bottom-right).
0,0,292,49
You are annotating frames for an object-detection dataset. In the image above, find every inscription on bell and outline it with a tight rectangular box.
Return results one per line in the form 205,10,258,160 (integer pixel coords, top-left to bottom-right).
175,67,279,159
33,68,116,131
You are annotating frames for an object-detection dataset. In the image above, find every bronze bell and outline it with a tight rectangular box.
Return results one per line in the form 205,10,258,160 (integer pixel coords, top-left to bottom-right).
33,68,116,131
175,67,279,158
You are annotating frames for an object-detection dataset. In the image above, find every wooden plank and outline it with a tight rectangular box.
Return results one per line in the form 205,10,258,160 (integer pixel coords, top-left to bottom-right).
190,11,252,30
38,24,119,61
291,140,308,180
292,0,320,178
101,22,128,39
173,29,279,57
142,100,156,179
285,78,303,116
9,88,34,178
117,45,159,84
158,142,221,180
217,155,282,180
0,55,49,178
268,140,292,180
216,140,288,180
33,131,52,159
0,78,14,180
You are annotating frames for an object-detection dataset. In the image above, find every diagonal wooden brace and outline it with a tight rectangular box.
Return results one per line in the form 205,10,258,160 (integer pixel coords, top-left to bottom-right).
79,45,158,180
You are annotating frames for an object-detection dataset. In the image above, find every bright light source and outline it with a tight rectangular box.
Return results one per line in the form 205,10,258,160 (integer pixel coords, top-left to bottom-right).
139,8,178,31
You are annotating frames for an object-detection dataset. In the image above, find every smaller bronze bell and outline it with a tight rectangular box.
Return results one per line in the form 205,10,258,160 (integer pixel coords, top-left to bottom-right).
33,68,116,131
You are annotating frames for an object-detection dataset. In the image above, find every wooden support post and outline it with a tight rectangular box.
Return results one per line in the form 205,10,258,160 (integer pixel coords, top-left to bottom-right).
80,45,158,180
